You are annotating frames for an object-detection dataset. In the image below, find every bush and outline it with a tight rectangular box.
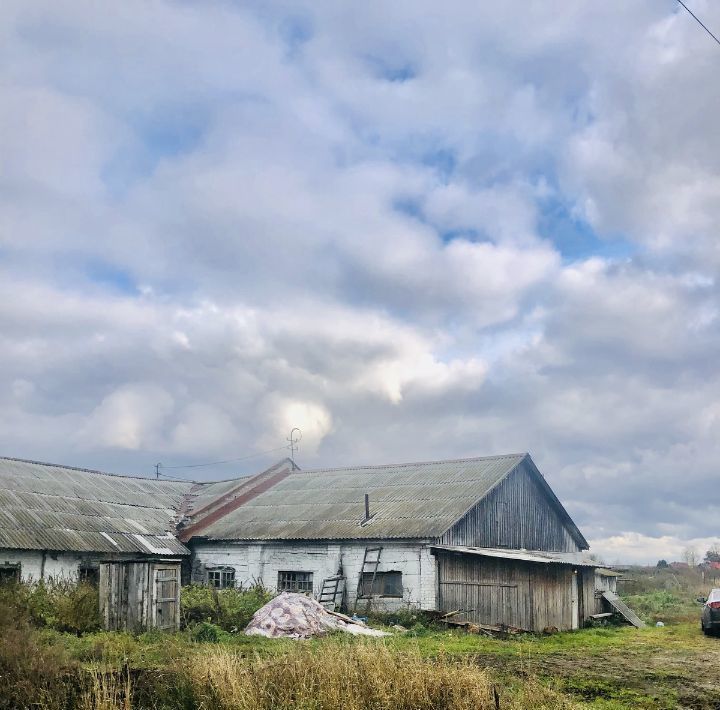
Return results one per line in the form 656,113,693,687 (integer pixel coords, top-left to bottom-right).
181,583,273,632
0,579,100,634
190,621,227,643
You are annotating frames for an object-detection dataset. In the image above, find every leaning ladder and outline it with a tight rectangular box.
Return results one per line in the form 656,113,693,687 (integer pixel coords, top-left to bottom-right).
317,575,345,611
354,546,382,613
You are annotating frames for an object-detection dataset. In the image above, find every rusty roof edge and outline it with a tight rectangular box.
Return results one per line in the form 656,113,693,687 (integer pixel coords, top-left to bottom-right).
178,460,295,541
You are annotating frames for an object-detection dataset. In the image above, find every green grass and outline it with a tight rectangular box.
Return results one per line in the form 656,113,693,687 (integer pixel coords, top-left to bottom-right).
32,619,720,709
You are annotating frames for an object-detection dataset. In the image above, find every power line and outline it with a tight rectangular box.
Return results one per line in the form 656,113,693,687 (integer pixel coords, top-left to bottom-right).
677,0,720,48
158,444,291,471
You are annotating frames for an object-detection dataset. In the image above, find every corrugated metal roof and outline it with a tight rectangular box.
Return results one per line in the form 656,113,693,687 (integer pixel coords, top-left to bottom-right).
431,545,598,567
191,454,527,541
0,457,192,555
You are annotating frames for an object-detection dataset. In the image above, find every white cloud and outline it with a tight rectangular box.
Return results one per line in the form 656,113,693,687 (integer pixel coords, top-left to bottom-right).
1,0,720,559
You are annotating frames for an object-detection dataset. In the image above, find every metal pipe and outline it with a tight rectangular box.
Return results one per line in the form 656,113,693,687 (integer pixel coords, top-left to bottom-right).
364,493,370,521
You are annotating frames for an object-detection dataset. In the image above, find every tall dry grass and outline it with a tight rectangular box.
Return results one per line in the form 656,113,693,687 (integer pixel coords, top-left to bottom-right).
185,641,576,710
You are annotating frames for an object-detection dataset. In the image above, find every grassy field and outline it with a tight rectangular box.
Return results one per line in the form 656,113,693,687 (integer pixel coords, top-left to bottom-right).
2,580,719,709
19,616,720,709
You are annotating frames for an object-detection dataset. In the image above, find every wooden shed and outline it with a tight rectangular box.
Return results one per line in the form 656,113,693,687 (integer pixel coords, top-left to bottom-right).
432,546,597,632
99,558,181,632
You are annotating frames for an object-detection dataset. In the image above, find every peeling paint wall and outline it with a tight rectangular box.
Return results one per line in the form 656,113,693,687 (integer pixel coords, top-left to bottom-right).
190,540,438,611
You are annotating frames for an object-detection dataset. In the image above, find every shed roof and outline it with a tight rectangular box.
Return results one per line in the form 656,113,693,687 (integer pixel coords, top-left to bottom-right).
0,457,192,555
185,453,531,541
430,545,598,567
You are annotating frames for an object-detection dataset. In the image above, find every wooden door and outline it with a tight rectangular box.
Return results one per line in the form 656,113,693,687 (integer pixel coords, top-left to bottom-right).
437,553,523,628
153,565,180,630
570,570,579,630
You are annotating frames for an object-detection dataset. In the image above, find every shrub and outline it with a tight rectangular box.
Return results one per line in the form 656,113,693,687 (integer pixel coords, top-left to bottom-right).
0,578,100,634
181,583,273,632
190,621,226,643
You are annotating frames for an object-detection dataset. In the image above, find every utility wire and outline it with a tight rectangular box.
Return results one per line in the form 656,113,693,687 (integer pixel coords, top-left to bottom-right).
677,0,720,48
158,444,291,470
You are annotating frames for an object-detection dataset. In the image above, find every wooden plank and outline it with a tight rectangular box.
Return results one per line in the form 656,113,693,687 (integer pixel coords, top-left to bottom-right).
601,591,646,628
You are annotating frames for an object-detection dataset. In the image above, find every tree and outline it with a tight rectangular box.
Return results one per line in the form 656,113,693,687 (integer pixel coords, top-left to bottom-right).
704,543,720,565
656,559,669,568
682,546,699,567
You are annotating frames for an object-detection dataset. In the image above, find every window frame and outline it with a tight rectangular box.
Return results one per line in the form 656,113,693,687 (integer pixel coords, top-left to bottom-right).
277,570,314,593
206,566,236,589
359,571,403,598
0,563,21,584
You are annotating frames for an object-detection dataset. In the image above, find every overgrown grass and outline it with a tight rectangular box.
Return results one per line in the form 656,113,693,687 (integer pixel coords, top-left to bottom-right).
180,582,273,631
622,589,702,624
184,641,574,710
0,579,100,633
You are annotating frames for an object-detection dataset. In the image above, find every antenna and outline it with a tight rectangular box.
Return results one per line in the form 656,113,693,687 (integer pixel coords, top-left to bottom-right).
287,428,302,466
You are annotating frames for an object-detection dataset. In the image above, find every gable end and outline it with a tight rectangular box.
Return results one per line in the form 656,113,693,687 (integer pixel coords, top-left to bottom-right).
438,455,588,551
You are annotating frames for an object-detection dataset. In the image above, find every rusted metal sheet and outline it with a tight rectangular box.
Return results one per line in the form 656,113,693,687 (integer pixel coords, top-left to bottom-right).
0,457,191,555
189,454,527,541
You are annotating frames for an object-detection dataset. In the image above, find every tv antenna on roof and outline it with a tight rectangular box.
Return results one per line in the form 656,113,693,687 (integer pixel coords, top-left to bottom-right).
287,428,302,466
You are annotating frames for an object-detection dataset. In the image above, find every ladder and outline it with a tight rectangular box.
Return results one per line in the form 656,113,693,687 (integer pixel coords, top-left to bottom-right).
355,546,382,612
317,575,345,611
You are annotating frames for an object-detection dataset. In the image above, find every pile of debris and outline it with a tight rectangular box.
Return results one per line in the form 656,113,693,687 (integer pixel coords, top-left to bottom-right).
245,592,389,639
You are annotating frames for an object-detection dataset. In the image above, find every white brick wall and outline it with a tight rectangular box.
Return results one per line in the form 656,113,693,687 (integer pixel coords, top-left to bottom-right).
0,548,144,582
190,540,438,612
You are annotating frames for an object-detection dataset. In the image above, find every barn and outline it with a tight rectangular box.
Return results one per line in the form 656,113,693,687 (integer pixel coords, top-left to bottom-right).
178,453,598,631
0,451,600,632
0,457,191,583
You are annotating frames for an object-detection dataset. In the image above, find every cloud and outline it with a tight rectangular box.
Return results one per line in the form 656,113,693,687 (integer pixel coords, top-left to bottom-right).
1,0,720,561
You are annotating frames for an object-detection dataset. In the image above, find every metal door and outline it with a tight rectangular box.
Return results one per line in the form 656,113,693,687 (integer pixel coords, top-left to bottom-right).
153,565,179,630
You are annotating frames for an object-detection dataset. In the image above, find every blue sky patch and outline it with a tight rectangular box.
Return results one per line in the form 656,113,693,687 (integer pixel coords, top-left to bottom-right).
538,195,635,261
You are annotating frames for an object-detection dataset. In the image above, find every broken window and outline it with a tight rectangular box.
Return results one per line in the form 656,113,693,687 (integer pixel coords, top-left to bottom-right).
360,571,403,598
207,567,235,589
277,570,313,593
0,564,20,584
79,565,99,586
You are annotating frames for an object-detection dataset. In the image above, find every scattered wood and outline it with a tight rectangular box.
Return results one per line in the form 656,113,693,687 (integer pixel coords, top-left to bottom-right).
440,608,476,620
590,612,614,620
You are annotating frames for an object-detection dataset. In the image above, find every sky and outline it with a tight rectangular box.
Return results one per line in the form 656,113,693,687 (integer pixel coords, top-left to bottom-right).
2,1,720,565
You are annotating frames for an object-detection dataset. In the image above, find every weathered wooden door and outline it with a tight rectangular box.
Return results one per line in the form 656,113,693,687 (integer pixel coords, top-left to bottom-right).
153,565,180,630
570,570,579,630
437,553,523,628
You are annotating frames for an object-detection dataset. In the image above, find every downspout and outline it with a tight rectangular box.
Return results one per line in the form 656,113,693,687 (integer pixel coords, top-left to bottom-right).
40,550,47,581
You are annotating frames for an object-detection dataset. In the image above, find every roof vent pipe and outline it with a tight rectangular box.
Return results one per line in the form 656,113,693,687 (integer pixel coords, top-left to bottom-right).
364,493,370,521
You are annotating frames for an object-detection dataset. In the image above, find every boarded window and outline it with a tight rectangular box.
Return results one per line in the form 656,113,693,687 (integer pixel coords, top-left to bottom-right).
278,571,313,593
0,564,20,584
360,571,403,598
207,567,235,589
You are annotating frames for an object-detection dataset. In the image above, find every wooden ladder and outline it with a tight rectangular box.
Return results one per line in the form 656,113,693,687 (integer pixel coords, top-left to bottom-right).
317,575,345,611
355,546,382,613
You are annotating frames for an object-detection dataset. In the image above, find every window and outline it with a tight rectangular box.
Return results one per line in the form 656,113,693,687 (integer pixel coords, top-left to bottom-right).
0,564,20,584
359,571,403,598
278,571,313,593
79,566,99,586
207,567,235,589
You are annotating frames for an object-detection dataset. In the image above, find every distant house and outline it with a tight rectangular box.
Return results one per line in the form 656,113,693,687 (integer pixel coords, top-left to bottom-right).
1,452,600,632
